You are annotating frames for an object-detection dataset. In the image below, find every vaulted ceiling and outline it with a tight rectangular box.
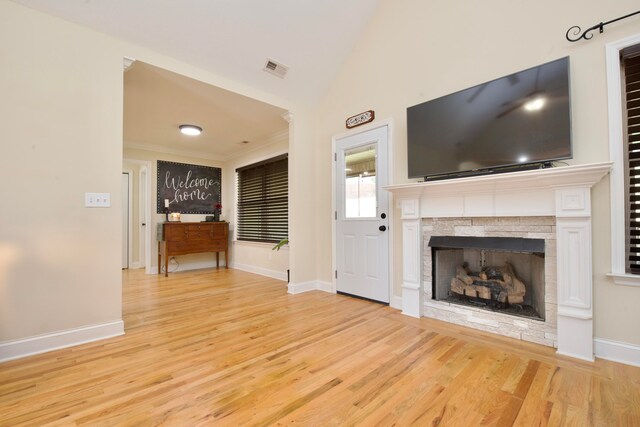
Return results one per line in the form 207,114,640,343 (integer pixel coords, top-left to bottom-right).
11,0,382,106
12,0,382,158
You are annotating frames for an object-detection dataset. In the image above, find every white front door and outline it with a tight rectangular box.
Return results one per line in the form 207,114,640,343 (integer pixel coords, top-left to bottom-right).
335,126,389,303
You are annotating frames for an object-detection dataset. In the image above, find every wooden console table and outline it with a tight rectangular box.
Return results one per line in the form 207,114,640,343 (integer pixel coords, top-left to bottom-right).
158,222,229,277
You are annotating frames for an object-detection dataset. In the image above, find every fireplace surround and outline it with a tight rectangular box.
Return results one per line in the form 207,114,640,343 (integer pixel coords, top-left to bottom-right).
385,162,611,362
424,220,555,346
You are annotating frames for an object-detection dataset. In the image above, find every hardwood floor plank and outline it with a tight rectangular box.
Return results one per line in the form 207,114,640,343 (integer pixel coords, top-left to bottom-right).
0,268,638,426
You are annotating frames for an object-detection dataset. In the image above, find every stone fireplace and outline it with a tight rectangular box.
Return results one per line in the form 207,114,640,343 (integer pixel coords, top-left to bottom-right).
385,162,611,362
424,219,556,347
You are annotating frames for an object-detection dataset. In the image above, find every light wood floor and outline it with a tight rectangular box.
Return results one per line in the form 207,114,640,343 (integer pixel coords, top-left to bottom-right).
1,268,639,426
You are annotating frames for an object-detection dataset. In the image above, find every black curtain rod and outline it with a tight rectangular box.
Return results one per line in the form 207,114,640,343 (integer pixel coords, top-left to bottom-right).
566,10,640,42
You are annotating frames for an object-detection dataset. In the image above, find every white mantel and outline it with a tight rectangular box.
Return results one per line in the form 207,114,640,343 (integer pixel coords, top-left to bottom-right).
385,162,612,362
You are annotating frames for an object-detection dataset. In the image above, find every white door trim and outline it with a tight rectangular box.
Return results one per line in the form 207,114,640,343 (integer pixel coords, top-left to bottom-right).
122,170,133,269
124,158,153,274
138,165,148,268
331,119,394,303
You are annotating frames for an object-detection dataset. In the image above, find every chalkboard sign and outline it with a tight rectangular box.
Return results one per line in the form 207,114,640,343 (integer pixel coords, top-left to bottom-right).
156,160,221,214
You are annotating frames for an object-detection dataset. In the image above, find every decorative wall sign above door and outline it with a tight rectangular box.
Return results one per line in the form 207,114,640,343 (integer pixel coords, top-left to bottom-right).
346,110,375,129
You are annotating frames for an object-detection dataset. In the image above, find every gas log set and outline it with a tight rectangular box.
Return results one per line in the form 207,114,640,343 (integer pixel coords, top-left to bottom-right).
450,262,526,306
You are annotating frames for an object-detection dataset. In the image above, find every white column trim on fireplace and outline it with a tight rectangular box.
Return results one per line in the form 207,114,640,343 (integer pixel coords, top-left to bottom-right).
554,187,594,361
400,199,423,317
385,162,611,362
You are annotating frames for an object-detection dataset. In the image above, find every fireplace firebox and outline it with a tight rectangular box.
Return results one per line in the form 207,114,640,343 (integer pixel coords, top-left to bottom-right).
429,236,545,321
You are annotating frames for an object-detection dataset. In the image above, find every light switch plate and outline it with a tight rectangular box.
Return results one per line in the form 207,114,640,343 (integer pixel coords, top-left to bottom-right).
85,192,111,207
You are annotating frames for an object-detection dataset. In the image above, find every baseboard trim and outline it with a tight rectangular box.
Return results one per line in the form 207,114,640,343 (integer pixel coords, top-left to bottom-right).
288,281,334,295
149,259,221,275
594,338,640,367
0,320,124,363
229,262,287,281
317,281,333,293
390,295,403,310
287,281,317,294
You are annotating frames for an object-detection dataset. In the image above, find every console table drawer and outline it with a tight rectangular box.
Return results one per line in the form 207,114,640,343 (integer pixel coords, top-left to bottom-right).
167,241,215,254
159,222,229,276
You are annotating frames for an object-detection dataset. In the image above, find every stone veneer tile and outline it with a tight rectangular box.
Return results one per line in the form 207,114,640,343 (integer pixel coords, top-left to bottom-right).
519,216,556,226
472,217,521,226
484,225,553,233
485,231,532,238
513,319,530,329
544,303,558,326
526,320,554,332
433,218,473,226
545,239,557,257
421,215,558,349
526,232,556,240
452,226,487,236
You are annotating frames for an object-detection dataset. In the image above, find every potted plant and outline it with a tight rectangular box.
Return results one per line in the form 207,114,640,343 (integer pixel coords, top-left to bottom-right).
272,238,288,251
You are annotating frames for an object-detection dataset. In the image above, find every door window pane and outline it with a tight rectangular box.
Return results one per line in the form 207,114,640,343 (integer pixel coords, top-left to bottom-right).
345,143,376,218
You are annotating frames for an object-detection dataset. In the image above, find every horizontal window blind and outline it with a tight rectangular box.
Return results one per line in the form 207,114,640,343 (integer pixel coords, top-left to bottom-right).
623,47,640,273
236,155,288,243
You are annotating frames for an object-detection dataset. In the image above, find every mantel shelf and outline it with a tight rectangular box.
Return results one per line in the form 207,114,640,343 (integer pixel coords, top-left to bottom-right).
384,162,613,199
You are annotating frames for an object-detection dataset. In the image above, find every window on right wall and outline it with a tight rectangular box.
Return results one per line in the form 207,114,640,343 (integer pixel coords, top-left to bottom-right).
622,45,640,274
607,35,640,285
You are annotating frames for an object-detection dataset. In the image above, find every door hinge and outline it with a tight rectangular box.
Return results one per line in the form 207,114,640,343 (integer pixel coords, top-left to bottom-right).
334,211,337,220
335,270,338,279
334,152,337,161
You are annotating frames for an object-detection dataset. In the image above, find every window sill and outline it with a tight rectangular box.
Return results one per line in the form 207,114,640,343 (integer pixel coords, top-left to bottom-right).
606,272,640,287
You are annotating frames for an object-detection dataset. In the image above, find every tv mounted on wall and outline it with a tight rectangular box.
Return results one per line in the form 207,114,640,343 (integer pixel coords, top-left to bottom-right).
407,57,572,180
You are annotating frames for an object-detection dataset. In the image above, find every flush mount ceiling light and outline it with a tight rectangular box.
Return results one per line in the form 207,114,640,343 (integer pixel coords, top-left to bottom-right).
179,124,202,136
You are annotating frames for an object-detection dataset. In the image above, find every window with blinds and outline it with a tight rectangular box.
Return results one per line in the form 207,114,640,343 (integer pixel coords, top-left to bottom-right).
623,45,640,273
236,154,288,243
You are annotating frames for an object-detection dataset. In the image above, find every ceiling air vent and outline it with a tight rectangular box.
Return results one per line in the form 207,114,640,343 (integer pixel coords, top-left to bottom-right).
263,59,289,78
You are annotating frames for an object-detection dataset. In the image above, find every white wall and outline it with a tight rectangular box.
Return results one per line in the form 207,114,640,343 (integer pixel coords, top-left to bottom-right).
314,0,640,346
0,1,125,342
0,1,315,349
223,132,290,281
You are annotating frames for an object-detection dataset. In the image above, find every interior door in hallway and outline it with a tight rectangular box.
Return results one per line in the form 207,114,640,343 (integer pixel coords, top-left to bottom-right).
122,172,130,269
335,126,389,303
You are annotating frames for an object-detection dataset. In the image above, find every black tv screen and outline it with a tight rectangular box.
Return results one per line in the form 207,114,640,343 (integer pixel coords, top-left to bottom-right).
407,57,572,179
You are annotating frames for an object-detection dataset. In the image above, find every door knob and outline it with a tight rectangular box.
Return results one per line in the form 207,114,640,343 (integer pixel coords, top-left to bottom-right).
379,225,387,232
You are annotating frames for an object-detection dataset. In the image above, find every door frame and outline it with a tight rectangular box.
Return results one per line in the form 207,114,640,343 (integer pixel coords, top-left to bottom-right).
122,170,133,269
123,158,153,274
331,119,395,305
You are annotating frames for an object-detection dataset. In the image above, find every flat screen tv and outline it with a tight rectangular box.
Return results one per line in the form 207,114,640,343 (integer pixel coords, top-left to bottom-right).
407,57,572,180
